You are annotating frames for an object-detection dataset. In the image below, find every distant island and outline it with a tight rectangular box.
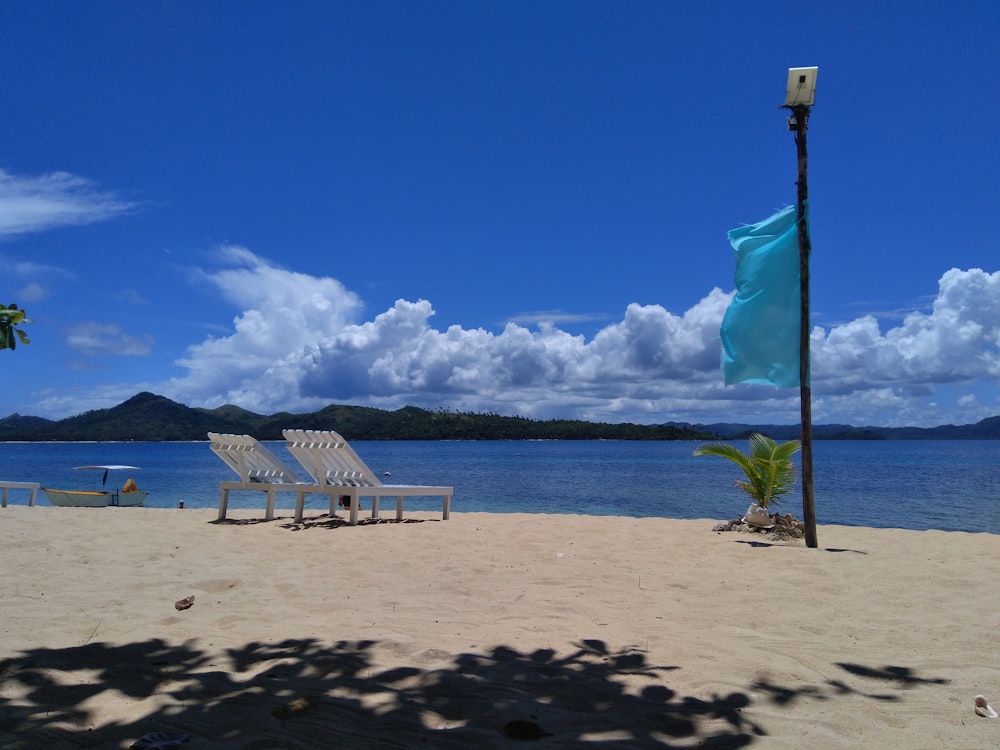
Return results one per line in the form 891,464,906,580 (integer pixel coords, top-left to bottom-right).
0,392,997,442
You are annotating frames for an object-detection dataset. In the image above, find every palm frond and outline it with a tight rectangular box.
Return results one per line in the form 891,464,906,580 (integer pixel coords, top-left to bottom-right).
694,433,801,509
693,442,753,469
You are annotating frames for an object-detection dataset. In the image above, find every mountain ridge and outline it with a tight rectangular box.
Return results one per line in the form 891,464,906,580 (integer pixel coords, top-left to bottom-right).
0,392,996,441
0,392,711,442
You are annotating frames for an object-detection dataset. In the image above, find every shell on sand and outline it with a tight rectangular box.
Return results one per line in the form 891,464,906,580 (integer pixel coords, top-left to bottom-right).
272,697,313,720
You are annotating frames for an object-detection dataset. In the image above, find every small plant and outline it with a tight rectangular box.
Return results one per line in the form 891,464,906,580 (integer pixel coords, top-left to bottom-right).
694,432,801,510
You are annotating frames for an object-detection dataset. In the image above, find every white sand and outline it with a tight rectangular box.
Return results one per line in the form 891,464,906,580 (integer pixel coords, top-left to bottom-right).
1,507,998,748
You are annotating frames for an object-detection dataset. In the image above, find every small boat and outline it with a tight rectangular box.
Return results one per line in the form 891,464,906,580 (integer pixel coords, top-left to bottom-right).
42,465,148,507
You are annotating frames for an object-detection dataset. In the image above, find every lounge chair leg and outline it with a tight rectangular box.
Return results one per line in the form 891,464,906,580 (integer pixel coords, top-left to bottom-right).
372,496,380,519
294,491,305,523
349,499,359,526
218,488,229,520
442,495,451,520
265,490,275,521
395,496,404,521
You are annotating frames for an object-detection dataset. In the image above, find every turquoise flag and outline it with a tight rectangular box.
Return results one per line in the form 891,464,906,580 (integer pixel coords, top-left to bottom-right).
720,204,806,388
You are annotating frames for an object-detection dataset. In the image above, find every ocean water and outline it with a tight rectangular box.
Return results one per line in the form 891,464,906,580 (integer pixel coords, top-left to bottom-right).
0,440,996,533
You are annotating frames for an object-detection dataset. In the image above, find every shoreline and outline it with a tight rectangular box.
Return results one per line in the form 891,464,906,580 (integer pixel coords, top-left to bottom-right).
7,501,1000,537
2,508,998,748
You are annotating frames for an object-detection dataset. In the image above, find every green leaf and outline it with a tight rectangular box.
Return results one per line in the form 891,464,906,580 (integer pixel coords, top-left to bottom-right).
694,432,801,509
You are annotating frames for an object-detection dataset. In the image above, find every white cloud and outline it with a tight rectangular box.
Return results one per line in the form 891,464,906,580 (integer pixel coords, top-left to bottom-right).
16,282,47,303
131,255,1000,427
813,269,1000,389
121,288,147,306
168,246,363,408
0,169,138,239
162,248,736,420
1,256,71,305
64,322,153,357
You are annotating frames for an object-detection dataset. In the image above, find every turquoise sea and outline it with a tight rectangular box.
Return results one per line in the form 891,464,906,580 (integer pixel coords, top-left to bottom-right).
0,440,996,533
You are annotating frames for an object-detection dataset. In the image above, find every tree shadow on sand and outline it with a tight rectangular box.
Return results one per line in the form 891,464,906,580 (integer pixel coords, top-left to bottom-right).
0,637,762,749
0,638,949,749
213,513,434,530
751,661,951,706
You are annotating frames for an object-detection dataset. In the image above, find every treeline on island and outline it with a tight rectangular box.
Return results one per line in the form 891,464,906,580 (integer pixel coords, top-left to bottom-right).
2,392,998,442
0,392,715,442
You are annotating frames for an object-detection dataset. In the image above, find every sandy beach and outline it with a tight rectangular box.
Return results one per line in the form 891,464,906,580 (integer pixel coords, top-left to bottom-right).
1,507,998,749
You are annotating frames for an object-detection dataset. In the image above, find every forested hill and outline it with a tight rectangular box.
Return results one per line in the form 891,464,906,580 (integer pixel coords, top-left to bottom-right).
693,416,1000,440
0,392,714,442
0,392,996,442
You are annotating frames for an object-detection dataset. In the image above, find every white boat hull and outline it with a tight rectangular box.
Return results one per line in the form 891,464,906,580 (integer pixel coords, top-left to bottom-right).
42,488,148,507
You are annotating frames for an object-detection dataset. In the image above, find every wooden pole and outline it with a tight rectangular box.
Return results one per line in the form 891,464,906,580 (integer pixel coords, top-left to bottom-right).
791,104,818,548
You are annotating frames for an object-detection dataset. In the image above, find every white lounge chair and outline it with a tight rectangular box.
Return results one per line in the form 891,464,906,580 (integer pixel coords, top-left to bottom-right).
208,432,329,522
282,429,453,525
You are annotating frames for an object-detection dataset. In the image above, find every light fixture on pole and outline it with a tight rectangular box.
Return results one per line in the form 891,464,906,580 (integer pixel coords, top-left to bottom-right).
782,66,819,549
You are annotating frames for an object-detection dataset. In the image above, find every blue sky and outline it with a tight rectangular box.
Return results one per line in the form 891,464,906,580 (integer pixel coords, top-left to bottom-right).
1,1,997,427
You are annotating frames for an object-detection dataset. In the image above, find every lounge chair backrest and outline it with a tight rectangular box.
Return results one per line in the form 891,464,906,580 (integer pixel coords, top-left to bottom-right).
208,432,302,484
283,429,382,488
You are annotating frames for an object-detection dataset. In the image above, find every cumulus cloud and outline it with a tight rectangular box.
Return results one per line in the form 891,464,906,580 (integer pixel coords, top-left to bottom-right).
158,254,999,427
0,169,138,239
162,247,732,418
804,268,1000,426
168,246,363,408
813,269,1000,388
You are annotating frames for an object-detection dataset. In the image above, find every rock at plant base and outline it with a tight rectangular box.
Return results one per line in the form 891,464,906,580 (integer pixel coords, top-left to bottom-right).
744,503,773,528
713,512,805,541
